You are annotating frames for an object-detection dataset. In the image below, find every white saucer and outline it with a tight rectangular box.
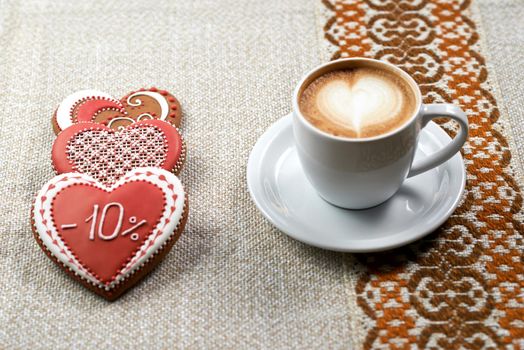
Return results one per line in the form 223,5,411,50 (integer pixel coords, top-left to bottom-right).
247,114,465,252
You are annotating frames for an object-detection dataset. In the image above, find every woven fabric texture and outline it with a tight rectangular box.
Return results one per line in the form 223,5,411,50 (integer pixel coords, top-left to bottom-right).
323,0,524,348
0,0,355,348
0,0,522,349
477,0,524,187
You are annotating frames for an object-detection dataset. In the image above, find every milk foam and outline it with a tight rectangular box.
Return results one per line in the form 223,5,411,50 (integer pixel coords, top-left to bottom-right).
299,68,416,138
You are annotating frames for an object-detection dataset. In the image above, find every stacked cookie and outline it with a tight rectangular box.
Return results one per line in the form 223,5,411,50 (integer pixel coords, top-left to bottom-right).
31,88,188,300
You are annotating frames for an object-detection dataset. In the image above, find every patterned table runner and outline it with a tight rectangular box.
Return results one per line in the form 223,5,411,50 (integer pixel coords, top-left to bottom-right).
323,0,524,347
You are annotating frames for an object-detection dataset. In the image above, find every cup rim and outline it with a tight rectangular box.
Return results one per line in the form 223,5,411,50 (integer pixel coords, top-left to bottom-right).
292,58,422,143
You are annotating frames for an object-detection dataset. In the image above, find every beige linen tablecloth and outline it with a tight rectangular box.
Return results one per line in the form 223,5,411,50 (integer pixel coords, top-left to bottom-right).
0,0,522,348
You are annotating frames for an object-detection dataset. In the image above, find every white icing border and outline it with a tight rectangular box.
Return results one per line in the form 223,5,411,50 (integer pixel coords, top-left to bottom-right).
33,167,185,290
56,90,117,130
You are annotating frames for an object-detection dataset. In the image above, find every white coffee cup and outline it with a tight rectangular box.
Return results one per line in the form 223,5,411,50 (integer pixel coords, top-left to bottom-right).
292,58,468,209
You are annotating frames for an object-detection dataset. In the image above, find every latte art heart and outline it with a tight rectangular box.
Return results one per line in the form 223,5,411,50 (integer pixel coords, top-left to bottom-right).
299,68,417,138
317,76,405,135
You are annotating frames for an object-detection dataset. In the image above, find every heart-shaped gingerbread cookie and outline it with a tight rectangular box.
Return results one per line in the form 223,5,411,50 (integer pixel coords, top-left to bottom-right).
52,88,182,134
52,120,185,186
31,167,188,300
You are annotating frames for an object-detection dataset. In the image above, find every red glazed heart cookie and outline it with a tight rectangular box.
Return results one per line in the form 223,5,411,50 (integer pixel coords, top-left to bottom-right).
52,119,185,186
52,88,182,134
31,167,188,300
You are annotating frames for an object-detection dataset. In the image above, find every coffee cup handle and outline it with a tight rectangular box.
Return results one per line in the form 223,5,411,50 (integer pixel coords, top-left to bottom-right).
407,103,468,178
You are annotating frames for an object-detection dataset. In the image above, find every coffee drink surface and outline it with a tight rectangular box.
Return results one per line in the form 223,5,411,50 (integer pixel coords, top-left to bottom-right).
299,67,417,138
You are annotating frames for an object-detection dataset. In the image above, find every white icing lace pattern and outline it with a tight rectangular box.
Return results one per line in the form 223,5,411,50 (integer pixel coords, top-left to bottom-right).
66,127,167,186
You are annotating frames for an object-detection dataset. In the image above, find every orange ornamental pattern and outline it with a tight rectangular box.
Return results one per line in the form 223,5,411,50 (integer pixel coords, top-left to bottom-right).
323,0,524,348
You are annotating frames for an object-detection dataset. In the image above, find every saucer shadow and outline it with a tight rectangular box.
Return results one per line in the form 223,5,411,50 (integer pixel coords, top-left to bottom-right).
347,185,449,271
351,228,442,271
288,186,445,273
288,225,442,277
284,181,444,273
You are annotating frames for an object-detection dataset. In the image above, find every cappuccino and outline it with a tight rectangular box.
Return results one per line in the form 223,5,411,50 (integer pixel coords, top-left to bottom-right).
299,67,417,138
